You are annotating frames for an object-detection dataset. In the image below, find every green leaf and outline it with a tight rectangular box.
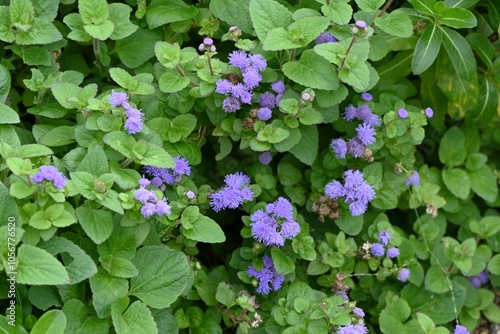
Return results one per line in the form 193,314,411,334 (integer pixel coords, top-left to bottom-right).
467,77,498,127
379,298,411,333
108,3,138,40
146,0,198,29
51,82,82,109
470,216,500,238
438,126,466,167
110,161,141,190
111,300,158,334
210,0,253,34
109,67,133,89
335,210,364,235
170,114,197,141
355,0,385,11
103,131,134,158
32,0,59,21
89,268,129,318
278,162,302,186
0,6,14,43
115,28,163,68
271,247,295,275
64,13,92,42
0,64,10,103
16,244,69,285
466,33,495,69
140,142,175,168
469,165,498,202
0,104,20,124
77,145,109,176
408,0,436,16
289,124,318,165
375,10,414,38
10,181,34,199
216,282,236,308
444,0,479,8
100,255,139,278
83,20,115,40
40,237,98,284
439,7,477,28
155,41,181,69
283,50,338,90
158,69,191,93
249,0,293,43
338,61,370,91
79,0,108,25
321,3,352,25
182,215,226,243
412,24,442,75
130,246,191,308
10,0,34,28
263,28,302,51
289,16,330,46
488,254,500,275
62,299,109,334
30,310,66,334
70,171,95,199
425,265,451,293
15,18,62,45
442,168,470,199
7,45,52,66
76,206,113,244
292,235,316,261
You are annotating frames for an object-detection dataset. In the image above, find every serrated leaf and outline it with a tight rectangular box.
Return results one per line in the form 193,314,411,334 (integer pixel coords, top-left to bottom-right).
442,168,470,199
146,0,198,29
108,3,138,40
182,215,226,243
210,0,253,34
15,18,62,45
111,300,158,334
76,206,113,244
375,10,414,38
249,0,292,43
158,69,191,93
16,244,69,285
283,50,338,90
83,20,114,40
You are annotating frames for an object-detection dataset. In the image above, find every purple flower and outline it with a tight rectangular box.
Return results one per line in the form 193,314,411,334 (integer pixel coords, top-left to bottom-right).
155,199,171,216
249,54,267,71
243,69,262,89
425,107,434,118
344,104,358,121
124,117,143,134
135,188,155,204
356,123,376,145
215,79,233,94
203,37,213,45
406,171,420,186
363,113,382,127
355,20,367,29
126,107,142,119
371,243,385,257
250,197,299,246
335,290,349,301
231,83,248,99
338,323,368,334
479,271,489,284
228,50,250,69
108,90,128,107
347,137,365,158
397,268,410,282
259,92,276,109
186,190,196,199
210,172,254,212
257,107,272,121
325,170,375,216
259,151,273,165
454,325,469,334
32,165,67,189
239,91,252,104
173,157,191,176
247,255,285,294
143,157,191,186
378,230,391,245
325,180,345,199
398,108,409,119
469,272,489,288
330,138,347,159
141,202,156,218
138,177,150,187
271,81,285,94
386,247,400,258
361,92,372,101
356,105,372,121
353,307,365,317
315,31,337,44
222,97,241,113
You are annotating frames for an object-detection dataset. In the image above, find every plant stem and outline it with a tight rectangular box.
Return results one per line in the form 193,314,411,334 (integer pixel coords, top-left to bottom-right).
207,54,214,76
93,38,104,71
339,36,357,69
120,158,134,168
175,65,199,87
326,0,330,5
289,48,296,62
377,0,394,17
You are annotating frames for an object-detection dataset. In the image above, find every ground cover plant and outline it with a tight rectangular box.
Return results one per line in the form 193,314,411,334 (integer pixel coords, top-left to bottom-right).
0,0,500,333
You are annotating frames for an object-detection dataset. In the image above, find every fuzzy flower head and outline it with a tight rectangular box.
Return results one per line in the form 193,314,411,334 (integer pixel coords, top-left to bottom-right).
397,268,410,282
271,81,286,94
257,107,272,121
124,116,143,134
454,325,469,334
325,170,375,216
247,255,285,294
143,157,191,186
337,323,368,334
378,230,391,245
353,307,365,318
259,92,277,109
228,50,250,69
386,247,400,258
425,107,434,118
250,197,299,246
356,123,377,145
361,92,372,101
134,180,171,218
210,172,254,212
222,97,241,113
259,151,273,165
330,138,347,159
398,108,409,119
371,243,385,257
406,170,420,186
108,90,128,107
32,165,67,189
315,31,337,44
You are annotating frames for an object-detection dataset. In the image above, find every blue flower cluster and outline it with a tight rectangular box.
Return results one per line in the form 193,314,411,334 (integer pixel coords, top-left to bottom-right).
209,172,254,211
468,271,489,289
134,178,171,218
250,197,300,247
255,80,286,121
370,230,399,258
32,165,67,189
247,255,284,295
324,170,375,216
454,324,469,334
405,170,420,186
337,323,368,334
315,31,337,44
215,51,267,113
108,90,144,135
143,157,191,187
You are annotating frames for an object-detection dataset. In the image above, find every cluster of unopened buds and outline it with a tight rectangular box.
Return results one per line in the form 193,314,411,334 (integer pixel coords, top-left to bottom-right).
198,37,216,53
352,20,368,35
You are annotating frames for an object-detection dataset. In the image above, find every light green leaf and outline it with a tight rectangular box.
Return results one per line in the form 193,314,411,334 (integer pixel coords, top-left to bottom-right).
282,50,338,90
249,0,293,43
76,206,113,244
438,126,466,167
287,16,330,46
271,248,295,275
90,267,129,318
79,0,108,25
408,0,436,16
210,0,253,34
103,131,134,158
0,64,10,104
62,299,109,334
158,69,191,93
375,10,414,38
108,3,138,40
488,254,500,275
146,0,198,29
289,124,318,165
111,300,158,334
114,28,163,68
442,168,470,199
10,0,34,28
467,77,498,127
439,7,477,28
16,244,69,285
130,246,190,308
182,215,226,243
77,145,109,175
355,0,385,11
425,265,451,293
339,61,370,91
32,0,59,21
0,104,20,124
109,67,133,89
155,41,181,69
379,298,411,333
15,18,62,45
51,82,82,109
83,20,114,40
263,28,301,51
412,24,442,74
321,3,352,25
30,310,66,334
469,165,498,202
64,13,92,42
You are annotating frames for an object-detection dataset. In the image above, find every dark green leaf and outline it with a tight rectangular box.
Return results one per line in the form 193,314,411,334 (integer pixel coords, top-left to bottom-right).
412,24,442,75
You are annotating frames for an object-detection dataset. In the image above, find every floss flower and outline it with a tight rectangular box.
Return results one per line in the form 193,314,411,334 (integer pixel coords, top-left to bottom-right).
324,170,375,216
250,197,300,247
337,323,368,334
32,165,67,189
134,181,171,218
210,172,254,211
144,157,191,186
454,325,469,334
406,170,420,186
247,255,284,294
397,268,410,282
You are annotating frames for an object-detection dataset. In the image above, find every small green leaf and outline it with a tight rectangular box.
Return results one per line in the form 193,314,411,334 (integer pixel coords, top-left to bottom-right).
408,0,437,17
111,300,158,334
30,310,66,334
108,3,138,40
442,168,470,199
79,0,108,25
438,126,466,167
271,247,295,275
321,3,352,25
355,0,385,11
15,18,62,45
425,265,451,293
469,165,498,202
439,7,477,28
115,28,163,68
90,268,129,318
76,206,113,244
146,0,198,29
83,20,115,40
0,104,20,124
155,41,181,69
375,10,414,38
210,0,253,34
182,215,226,243
158,69,191,93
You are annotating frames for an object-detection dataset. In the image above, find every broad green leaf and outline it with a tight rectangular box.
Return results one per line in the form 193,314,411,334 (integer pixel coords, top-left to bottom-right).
16,244,69,285
76,206,113,244
114,28,163,68
335,210,364,235
15,18,62,45
379,298,411,333
0,182,20,223
314,38,370,66
77,145,109,175
466,33,495,70
408,0,436,16
64,13,92,42
103,131,134,157
375,10,414,38
249,0,293,43
109,68,133,89
100,255,139,278
271,248,295,275
0,104,20,124
289,124,318,165
425,265,451,293
109,161,141,190
51,82,82,109
0,6,14,43
355,0,385,11
438,126,466,167
62,299,109,334
111,300,158,334
488,254,500,275
412,24,442,74
108,3,138,40
278,162,302,186
70,171,95,199
216,282,236,308
288,16,330,46
130,246,190,308
83,20,115,40
30,310,66,334
282,50,338,90
263,28,301,51
90,268,129,318
146,0,198,29
79,0,108,25
171,114,197,141
32,0,59,21
182,215,226,243
469,165,498,202
442,168,470,199
155,41,181,69
439,7,477,28
7,45,52,66
158,69,191,93
34,125,76,147
210,0,253,34
321,3,352,25
339,61,370,91
10,0,34,28
444,0,479,8
438,26,476,78
467,77,498,127
0,64,10,104
140,142,175,168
